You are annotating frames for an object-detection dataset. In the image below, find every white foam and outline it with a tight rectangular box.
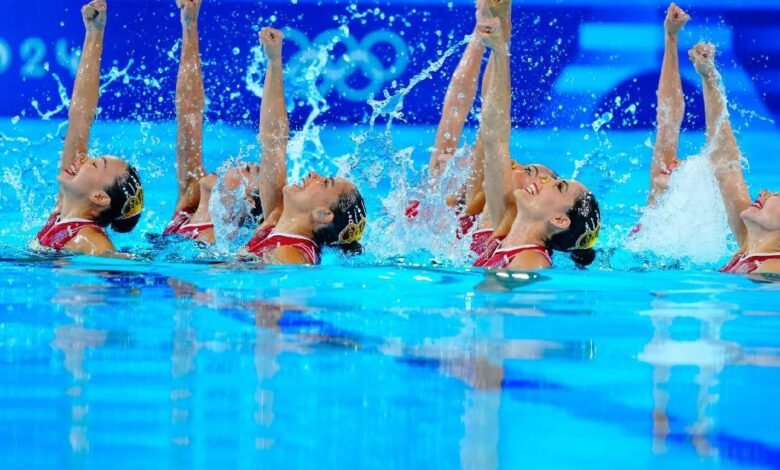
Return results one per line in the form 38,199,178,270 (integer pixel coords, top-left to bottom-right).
626,152,733,265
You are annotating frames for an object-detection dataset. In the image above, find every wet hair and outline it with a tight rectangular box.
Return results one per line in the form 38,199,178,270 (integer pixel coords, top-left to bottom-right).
95,164,144,233
237,191,265,228
249,192,264,222
312,187,368,255
547,191,601,268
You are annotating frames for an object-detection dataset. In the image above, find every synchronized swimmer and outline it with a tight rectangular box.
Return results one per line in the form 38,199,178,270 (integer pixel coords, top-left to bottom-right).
31,0,780,275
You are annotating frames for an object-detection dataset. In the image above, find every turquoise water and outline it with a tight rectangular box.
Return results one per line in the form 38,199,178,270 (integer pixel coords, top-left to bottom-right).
1,119,780,468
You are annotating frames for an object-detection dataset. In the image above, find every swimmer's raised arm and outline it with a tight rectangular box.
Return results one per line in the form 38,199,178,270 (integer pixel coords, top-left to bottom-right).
463,138,487,216
649,3,689,205
476,18,513,230
257,27,288,218
428,25,485,179
174,0,206,213
60,0,106,183
460,1,514,216
465,0,513,219
691,43,751,247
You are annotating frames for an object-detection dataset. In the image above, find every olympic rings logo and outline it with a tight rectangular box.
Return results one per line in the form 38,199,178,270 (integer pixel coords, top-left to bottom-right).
283,28,409,102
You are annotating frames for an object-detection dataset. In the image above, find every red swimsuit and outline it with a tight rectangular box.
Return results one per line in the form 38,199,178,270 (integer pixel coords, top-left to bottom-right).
720,252,780,274
164,210,214,240
474,243,551,269
243,225,321,265
470,228,496,256
35,215,104,251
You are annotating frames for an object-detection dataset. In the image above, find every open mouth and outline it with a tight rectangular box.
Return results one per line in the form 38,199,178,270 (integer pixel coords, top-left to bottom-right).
524,182,540,195
752,199,764,210
62,162,78,177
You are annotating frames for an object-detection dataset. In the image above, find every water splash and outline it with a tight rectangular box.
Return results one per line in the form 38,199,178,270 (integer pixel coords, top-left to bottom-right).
347,34,475,264
368,34,471,128
31,73,70,121
625,153,732,266
366,143,476,265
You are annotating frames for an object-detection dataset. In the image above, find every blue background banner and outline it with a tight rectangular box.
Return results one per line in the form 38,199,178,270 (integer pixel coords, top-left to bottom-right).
0,0,777,130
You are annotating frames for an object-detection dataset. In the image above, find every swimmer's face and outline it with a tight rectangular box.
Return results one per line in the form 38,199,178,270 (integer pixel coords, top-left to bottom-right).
58,155,128,197
742,189,780,231
217,164,261,217
283,171,354,213
511,162,558,190
514,176,587,228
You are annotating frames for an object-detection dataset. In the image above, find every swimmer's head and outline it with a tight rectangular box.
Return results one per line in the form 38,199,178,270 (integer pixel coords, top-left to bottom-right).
513,176,600,267
510,161,558,190
58,155,144,232
284,171,367,253
742,189,780,232
206,163,264,227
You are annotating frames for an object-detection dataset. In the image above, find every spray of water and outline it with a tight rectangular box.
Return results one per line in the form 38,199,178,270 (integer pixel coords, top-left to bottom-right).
625,75,737,267
626,153,732,265
352,34,476,264
245,27,342,181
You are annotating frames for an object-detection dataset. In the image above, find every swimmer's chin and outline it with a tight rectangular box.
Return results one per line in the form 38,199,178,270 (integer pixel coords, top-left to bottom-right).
56,172,73,184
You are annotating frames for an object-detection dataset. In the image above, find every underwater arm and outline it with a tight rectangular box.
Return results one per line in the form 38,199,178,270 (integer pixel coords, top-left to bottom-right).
174,0,206,212
257,28,288,217
692,43,751,246
60,1,107,174
477,19,513,229
649,3,689,205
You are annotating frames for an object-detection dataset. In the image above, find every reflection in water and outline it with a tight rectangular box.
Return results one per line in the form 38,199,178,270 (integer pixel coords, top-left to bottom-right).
474,270,547,292
166,277,291,454
167,279,198,461
50,286,108,455
254,304,284,451
46,264,780,466
457,316,503,470
639,299,757,457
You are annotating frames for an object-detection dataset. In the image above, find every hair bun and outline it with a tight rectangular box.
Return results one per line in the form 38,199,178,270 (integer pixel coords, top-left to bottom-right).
569,248,596,268
111,213,141,233
331,240,363,256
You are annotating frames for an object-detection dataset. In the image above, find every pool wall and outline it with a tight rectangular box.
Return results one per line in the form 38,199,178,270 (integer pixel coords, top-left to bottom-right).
0,0,777,130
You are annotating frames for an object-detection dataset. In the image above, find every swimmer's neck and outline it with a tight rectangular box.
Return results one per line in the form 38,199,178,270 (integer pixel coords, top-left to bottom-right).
189,191,212,225
501,215,547,249
273,209,314,239
744,225,780,255
58,195,97,221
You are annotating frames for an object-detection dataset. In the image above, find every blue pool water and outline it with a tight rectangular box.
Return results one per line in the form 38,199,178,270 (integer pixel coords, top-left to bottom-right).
1,118,780,468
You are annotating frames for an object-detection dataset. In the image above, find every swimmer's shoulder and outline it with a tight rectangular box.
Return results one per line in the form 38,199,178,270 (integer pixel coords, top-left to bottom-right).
754,258,780,275
64,226,116,256
506,249,551,271
269,245,311,265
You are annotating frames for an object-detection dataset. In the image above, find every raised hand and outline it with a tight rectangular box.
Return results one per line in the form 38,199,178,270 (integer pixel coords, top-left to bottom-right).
81,0,107,32
177,0,202,26
689,42,717,79
476,0,511,41
486,0,511,21
476,17,504,51
665,3,690,36
259,27,284,62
